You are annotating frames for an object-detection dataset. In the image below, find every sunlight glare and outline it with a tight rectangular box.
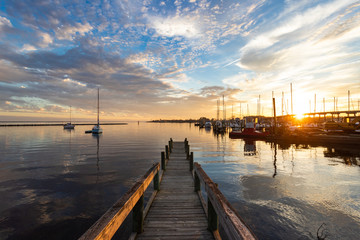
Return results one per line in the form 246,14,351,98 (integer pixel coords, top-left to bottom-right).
295,114,304,120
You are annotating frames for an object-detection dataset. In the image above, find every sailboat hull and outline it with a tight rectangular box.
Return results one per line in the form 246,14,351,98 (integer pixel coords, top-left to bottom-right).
91,129,103,134
92,125,103,134
64,123,75,129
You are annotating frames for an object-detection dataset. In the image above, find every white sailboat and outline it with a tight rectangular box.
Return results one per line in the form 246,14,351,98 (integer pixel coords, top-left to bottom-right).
91,88,102,134
64,106,75,129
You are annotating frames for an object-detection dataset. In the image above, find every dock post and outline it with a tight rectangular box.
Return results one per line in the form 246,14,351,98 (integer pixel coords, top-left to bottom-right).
194,172,200,192
161,152,166,170
168,141,172,153
190,152,194,171
186,145,190,159
133,195,144,233
165,145,169,159
169,138,173,151
154,172,159,191
207,199,218,232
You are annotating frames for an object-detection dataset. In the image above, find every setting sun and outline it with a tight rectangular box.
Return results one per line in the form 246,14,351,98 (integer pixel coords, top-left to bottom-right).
295,114,305,120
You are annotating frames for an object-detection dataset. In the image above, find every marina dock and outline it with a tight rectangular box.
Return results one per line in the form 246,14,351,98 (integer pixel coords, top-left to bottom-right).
79,139,255,240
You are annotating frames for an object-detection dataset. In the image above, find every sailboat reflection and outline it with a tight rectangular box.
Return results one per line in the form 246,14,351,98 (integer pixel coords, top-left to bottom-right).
244,139,256,156
272,142,277,178
63,127,75,132
92,134,101,182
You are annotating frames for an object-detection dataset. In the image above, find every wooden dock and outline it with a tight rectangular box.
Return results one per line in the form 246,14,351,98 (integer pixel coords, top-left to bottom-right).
136,141,213,240
79,139,256,240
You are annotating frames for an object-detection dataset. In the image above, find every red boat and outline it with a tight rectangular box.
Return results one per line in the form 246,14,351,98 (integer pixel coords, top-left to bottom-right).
229,122,270,138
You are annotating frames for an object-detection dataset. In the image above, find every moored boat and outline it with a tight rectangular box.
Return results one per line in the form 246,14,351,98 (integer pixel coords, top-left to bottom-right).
92,124,103,134
63,106,75,129
229,121,270,138
86,88,103,134
204,121,212,128
64,122,75,129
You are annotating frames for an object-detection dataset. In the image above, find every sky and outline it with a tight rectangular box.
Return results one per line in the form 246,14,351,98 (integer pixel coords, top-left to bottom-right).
0,0,359,121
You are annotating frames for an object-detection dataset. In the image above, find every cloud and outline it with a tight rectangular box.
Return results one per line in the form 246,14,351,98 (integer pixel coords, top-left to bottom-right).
21,44,37,52
0,0,359,120
38,32,53,47
0,16,12,27
220,0,360,116
238,0,359,72
0,39,175,119
148,15,201,38
55,22,93,40
62,78,87,87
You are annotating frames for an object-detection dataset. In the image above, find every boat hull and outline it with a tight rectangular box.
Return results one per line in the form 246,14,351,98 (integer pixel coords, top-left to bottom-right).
229,128,270,139
91,129,103,134
64,123,75,129
91,125,103,134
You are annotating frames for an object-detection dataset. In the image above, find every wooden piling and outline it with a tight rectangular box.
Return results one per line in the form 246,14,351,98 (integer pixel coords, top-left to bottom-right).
208,198,218,232
161,152,166,171
132,195,144,233
153,172,159,191
165,145,169,159
186,144,190,159
190,152,194,171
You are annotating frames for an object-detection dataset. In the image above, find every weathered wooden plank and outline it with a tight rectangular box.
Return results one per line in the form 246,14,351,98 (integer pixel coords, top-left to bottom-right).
154,195,200,200
138,229,213,236
147,206,205,211
136,235,213,240
146,214,206,219
144,221,208,228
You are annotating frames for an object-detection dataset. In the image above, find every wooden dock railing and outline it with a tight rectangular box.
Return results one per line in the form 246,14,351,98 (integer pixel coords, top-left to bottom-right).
79,163,161,240
79,138,256,240
193,162,256,240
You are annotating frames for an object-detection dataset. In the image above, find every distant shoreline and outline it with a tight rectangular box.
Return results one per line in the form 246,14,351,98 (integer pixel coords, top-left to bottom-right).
149,120,198,123
0,122,128,127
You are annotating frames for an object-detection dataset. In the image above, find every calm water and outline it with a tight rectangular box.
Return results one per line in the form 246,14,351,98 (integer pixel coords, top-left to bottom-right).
0,123,359,239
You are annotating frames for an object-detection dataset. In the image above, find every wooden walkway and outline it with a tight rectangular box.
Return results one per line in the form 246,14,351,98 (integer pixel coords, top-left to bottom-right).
136,141,214,240
79,139,256,240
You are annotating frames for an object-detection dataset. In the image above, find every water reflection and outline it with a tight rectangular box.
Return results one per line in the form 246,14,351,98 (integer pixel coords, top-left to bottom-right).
1,123,360,240
272,142,277,178
271,141,360,167
93,134,101,183
244,140,256,156
323,147,360,166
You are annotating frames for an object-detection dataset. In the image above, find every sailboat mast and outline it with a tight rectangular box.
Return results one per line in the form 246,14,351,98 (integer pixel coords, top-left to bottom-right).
97,88,100,126
70,106,72,123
